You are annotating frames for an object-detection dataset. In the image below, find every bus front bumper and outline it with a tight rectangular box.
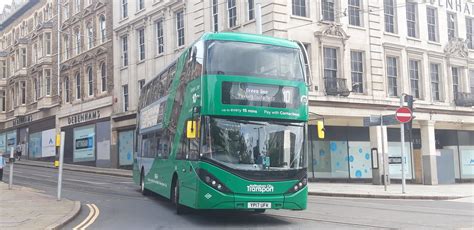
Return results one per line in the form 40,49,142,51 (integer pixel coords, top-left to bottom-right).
195,182,307,210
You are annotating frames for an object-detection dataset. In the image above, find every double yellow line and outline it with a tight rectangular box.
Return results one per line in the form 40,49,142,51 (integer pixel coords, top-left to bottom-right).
73,204,100,230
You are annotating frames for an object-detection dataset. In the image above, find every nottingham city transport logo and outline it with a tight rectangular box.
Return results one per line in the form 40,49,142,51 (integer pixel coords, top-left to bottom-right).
247,184,274,193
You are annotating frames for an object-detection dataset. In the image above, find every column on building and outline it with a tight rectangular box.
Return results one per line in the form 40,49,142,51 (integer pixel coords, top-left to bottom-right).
420,120,438,185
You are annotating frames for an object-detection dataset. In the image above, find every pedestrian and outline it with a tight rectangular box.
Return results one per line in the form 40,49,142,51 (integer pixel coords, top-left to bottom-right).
16,143,22,161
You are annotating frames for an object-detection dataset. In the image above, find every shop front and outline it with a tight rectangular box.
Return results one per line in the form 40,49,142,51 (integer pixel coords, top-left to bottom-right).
0,113,56,161
59,108,112,168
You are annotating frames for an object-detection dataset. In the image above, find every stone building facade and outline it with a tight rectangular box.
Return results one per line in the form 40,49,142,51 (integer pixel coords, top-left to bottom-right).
112,0,473,183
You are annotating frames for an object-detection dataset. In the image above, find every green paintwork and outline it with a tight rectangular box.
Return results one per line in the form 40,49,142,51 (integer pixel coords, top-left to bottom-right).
133,32,309,211
201,32,300,49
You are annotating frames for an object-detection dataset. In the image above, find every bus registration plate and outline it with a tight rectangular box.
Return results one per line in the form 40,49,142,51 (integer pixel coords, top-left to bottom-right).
248,202,271,209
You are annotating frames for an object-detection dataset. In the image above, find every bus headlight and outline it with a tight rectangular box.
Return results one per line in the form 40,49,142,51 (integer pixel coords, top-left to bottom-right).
286,176,307,194
197,168,232,193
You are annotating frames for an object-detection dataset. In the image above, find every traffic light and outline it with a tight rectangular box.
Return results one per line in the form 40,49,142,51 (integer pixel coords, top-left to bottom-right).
317,121,325,139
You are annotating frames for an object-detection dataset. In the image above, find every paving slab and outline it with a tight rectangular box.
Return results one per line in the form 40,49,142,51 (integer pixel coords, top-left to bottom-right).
0,182,80,230
308,182,474,200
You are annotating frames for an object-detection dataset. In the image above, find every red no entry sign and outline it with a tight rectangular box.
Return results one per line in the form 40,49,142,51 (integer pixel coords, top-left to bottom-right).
395,107,413,123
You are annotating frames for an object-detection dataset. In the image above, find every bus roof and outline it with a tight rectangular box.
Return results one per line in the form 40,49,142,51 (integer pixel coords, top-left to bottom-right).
201,32,300,49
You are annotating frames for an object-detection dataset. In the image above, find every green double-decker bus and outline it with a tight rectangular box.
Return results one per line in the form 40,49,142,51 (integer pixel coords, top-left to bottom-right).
133,32,309,214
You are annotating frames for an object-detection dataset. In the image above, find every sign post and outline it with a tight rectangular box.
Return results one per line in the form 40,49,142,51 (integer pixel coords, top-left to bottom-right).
396,105,413,194
57,132,65,201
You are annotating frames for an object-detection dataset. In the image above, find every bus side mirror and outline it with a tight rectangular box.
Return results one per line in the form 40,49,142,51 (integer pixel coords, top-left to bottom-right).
317,121,325,139
186,120,197,139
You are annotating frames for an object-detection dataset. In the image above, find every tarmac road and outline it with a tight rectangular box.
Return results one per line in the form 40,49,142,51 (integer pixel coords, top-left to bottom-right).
4,164,474,229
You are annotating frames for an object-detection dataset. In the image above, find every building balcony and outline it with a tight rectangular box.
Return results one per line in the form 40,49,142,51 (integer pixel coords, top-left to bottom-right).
455,92,474,107
13,105,27,117
324,77,350,97
37,96,58,110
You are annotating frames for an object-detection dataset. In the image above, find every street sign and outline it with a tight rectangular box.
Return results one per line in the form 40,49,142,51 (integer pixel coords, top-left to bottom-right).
363,114,400,127
395,107,412,123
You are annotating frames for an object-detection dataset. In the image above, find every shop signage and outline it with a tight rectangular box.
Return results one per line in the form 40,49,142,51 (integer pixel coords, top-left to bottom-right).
68,110,101,125
429,0,474,16
13,115,33,127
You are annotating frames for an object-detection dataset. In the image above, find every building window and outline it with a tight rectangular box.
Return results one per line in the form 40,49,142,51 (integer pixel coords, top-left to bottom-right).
121,0,128,18
123,85,129,112
384,0,396,33
33,78,38,101
0,60,6,78
64,76,70,103
176,10,185,47
248,0,255,20
138,28,145,61
350,51,364,93
20,81,26,105
348,0,362,26
212,0,219,32
38,72,43,98
386,56,398,97
156,19,164,55
101,62,107,92
74,0,80,14
426,7,438,42
323,47,338,80
121,35,128,66
406,2,417,38
138,0,144,11
228,0,237,28
447,12,457,40
322,0,335,21
20,48,26,68
99,15,106,43
64,1,69,20
452,67,459,99
139,79,145,91
87,67,93,96
292,0,307,17
87,23,94,49
64,35,70,60
74,28,81,55
0,90,5,112
409,60,420,98
45,32,51,55
466,17,474,49
430,63,440,101
11,88,15,108
76,72,81,100
45,69,51,96
470,70,474,93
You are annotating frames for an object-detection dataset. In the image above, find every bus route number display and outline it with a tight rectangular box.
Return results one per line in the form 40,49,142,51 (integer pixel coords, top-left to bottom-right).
221,82,299,108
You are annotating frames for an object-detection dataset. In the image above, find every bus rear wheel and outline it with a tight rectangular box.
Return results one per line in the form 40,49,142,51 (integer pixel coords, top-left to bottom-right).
140,170,149,195
172,178,186,215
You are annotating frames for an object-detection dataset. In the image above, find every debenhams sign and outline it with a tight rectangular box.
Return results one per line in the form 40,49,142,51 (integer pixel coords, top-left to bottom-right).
430,0,474,15
68,110,100,125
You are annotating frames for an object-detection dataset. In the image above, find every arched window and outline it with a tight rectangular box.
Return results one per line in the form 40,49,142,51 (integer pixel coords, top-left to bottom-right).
87,23,94,49
99,15,106,43
100,62,106,92
87,66,93,96
75,72,81,99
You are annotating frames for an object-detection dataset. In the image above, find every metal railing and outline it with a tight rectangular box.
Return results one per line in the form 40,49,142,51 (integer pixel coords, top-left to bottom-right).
455,92,474,107
324,77,350,97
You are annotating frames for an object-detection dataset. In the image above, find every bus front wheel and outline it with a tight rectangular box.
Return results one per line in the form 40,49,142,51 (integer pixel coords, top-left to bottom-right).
172,178,186,215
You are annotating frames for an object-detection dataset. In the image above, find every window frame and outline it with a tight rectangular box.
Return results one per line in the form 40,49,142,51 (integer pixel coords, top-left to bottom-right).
212,0,219,32
176,10,185,47
227,0,237,28
121,0,128,19
121,35,128,67
348,0,362,27
350,50,364,93
386,56,399,97
321,0,336,22
123,84,129,112
384,0,397,33
408,59,421,99
323,47,338,80
466,17,474,49
155,19,164,55
76,72,81,100
138,28,145,61
101,62,107,92
87,66,94,97
426,7,438,42
430,63,441,101
447,12,457,40
406,2,418,38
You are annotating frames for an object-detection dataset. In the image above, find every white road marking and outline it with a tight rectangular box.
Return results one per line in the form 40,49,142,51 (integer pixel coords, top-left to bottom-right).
65,178,110,185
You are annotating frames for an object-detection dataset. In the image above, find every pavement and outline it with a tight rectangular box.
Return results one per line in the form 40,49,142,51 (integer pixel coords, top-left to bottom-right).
15,159,474,200
0,181,80,230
